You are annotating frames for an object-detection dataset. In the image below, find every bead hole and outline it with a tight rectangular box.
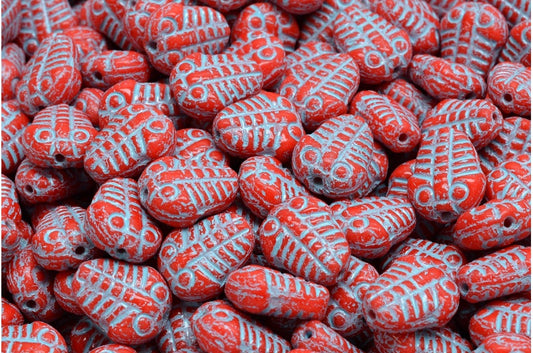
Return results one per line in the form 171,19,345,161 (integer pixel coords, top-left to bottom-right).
304,330,313,339
312,176,323,186
440,211,453,221
460,282,469,296
25,185,34,194
398,133,408,143
503,93,513,102
368,309,376,320
147,41,157,51
117,248,126,254
464,92,476,100
93,72,103,81
25,300,37,309
503,217,514,228
75,246,86,255
54,154,65,163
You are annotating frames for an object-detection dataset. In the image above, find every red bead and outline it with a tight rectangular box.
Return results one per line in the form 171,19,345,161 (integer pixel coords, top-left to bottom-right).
138,156,238,227
170,52,263,122
88,344,137,353
16,33,81,116
72,88,105,127
363,255,460,332
31,205,101,271
196,0,251,12
487,62,531,116
225,265,330,320
378,78,435,125
331,196,416,259
373,327,473,353
369,0,440,54
173,128,229,167
22,104,98,169
478,117,531,175
6,247,64,322
79,0,133,50
324,256,379,337
70,316,112,353
452,198,530,251
486,153,530,200
15,159,94,204
351,90,421,153
212,90,305,163
1,298,24,326
17,0,78,56
469,296,531,345
156,301,201,353
269,0,324,15
1,100,29,176
408,54,487,100
425,0,463,17
291,320,364,353
299,0,364,47
1,43,25,101
84,104,176,184
86,177,163,263
2,321,68,353
192,300,291,353
481,0,530,26
158,211,254,301
239,155,309,218
143,3,229,75
500,20,531,66
81,50,151,90
476,333,531,353
225,33,286,90
381,238,466,280
279,53,360,131
259,195,350,286
440,2,508,77
291,114,373,198
231,2,300,52
407,128,486,224
349,140,389,199
63,26,108,61
386,159,415,198
333,4,412,84
1,0,21,43
422,99,504,149
53,269,84,315
456,245,531,303
98,80,180,129
73,258,172,345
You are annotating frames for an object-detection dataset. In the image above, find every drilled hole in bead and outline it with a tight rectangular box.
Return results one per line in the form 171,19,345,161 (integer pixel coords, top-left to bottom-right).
503,217,514,228
54,154,65,163
141,188,148,198
25,185,34,194
398,133,408,143
460,282,469,296
440,211,453,221
393,66,401,75
75,246,86,255
464,92,476,100
312,176,323,186
503,93,513,102
93,72,103,81
368,309,376,320
117,248,126,254
492,112,498,121
304,330,313,339
25,300,37,309
147,41,157,51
